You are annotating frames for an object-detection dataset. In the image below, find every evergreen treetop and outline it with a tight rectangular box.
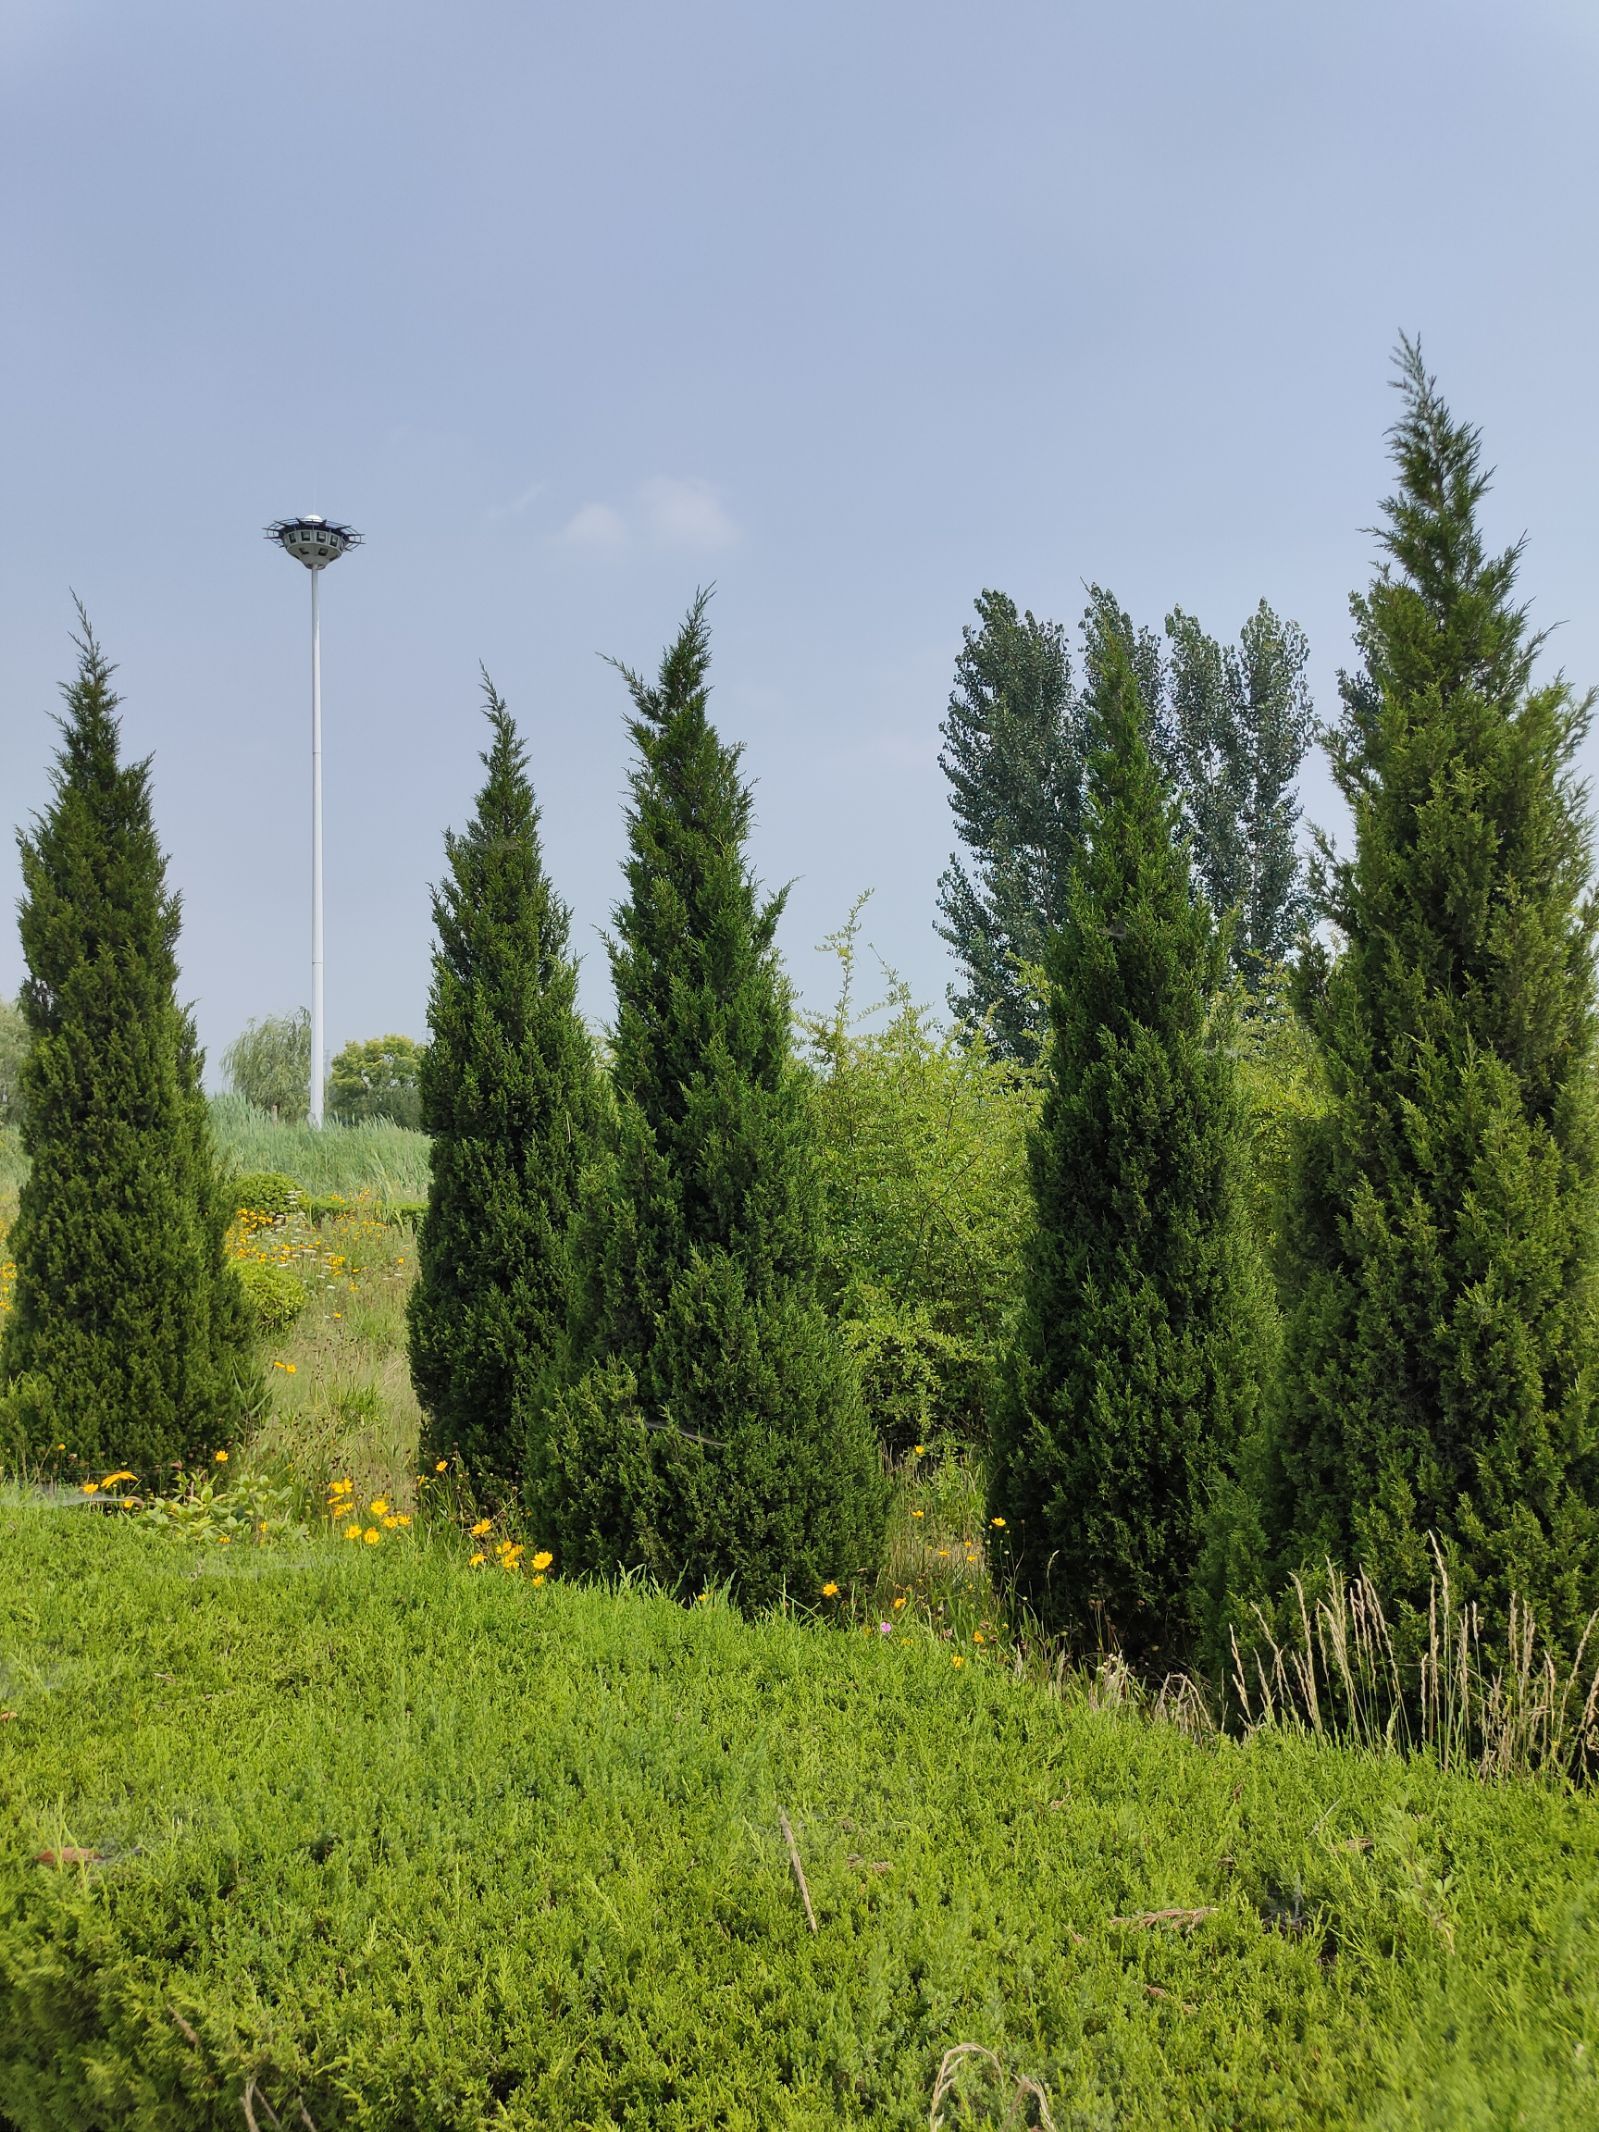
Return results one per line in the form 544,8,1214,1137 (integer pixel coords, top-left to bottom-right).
408,676,597,1489
539,594,886,1607
990,615,1265,1664
3,613,252,1473
1277,340,1599,1652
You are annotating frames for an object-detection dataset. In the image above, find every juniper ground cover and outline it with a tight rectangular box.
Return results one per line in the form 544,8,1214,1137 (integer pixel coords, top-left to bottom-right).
2,1505,1597,2132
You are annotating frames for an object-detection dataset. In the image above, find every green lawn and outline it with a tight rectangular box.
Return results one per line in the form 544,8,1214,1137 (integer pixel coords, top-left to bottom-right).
2,1508,1596,2131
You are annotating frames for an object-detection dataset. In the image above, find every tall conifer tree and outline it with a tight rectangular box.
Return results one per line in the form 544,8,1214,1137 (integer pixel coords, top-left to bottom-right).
1276,344,1599,1650
988,620,1266,1663
535,597,886,1606
408,677,597,1492
2,616,252,1473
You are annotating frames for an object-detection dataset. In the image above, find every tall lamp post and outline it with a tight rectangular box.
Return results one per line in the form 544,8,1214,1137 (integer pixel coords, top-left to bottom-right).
266,514,362,1127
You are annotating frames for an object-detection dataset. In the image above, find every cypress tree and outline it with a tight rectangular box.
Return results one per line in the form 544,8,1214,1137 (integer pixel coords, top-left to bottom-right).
407,676,597,1493
988,618,1267,1665
534,596,887,1607
1275,342,1599,1652
2,615,253,1475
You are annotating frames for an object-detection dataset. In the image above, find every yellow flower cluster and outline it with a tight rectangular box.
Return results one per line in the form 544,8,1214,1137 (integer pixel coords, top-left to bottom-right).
327,1475,411,1545
467,1532,555,1585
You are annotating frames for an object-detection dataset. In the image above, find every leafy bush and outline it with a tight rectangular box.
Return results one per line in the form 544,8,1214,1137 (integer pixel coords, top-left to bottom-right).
802,898,1038,1452
234,1258,307,1333
230,1170,307,1219
0,994,28,1129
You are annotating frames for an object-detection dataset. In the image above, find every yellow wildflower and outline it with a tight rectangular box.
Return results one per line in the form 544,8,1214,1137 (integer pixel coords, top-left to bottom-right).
973,1631,986,1645
344,1524,362,1540
370,1498,389,1517
363,1528,381,1546
395,1514,412,1528
122,1497,136,1510
990,1516,1007,1529
81,1481,100,1495
470,1518,493,1537
531,1573,546,1587
913,1444,926,1457
531,1551,553,1572
382,1515,399,1530
217,1534,231,1546
821,1581,840,1598
214,1450,229,1464
911,1508,925,1519
435,1460,448,1472
102,1471,136,1486
469,1552,486,1567
951,1654,965,1668
892,1596,907,1611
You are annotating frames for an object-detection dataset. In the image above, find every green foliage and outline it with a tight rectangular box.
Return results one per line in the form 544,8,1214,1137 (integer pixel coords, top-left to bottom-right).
2,1509,1598,2130
220,1008,310,1123
936,585,1315,1055
407,675,599,1494
229,1170,307,1219
989,620,1269,1665
1231,966,1327,1280
540,597,886,1608
234,1257,307,1333
802,897,1038,1450
0,993,29,1128
1274,342,1599,1658
1163,602,1315,981
936,591,1087,1061
138,1464,307,1544
327,1032,426,1128
0,616,255,1474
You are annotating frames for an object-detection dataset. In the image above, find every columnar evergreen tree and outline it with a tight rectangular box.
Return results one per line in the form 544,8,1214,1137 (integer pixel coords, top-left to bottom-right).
936,591,1087,1060
1164,600,1314,981
988,619,1267,1664
1,616,253,1473
1275,343,1599,1652
408,677,598,1492
534,596,887,1606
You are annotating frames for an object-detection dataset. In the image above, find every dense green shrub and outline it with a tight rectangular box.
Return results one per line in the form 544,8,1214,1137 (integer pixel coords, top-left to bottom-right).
989,622,1269,1666
537,597,886,1607
802,898,1038,1451
230,1169,307,1219
234,1257,307,1333
407,677,599,1494
1,616,255,1474
1273,343,1599,1658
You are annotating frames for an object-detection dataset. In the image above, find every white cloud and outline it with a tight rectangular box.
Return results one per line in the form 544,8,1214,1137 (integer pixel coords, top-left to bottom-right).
639,476,742,552
558,502,629,549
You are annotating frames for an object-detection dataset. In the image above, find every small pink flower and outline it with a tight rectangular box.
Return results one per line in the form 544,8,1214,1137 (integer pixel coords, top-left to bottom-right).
878,1621,893,1636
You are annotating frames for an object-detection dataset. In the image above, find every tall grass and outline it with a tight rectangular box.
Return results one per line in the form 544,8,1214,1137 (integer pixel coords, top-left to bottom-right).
1227,1543,1599,1784
207,1093,431,1199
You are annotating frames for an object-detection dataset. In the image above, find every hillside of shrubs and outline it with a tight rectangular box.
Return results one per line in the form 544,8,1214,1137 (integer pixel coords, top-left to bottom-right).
3,347,1599,2126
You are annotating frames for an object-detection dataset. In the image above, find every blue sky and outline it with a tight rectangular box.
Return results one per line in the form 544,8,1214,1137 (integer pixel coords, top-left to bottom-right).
3,0,1597,1074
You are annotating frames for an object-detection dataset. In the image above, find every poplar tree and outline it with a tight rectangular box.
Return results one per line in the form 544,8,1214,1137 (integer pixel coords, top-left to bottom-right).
408,677,597,1492
988,619,1266,1664
1164,600,1314,981
534,597,887,1606
1276,343,1599,1652
935,591,1087,1060
2,616,253,1474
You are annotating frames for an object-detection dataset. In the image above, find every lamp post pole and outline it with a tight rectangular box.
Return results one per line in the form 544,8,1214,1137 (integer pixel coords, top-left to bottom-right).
310,561,324,1127
267,514,363,1127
